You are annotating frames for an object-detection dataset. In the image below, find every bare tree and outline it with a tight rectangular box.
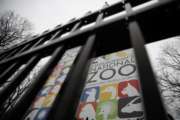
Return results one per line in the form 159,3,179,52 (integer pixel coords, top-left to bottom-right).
157,44,180,113
0,11,33,49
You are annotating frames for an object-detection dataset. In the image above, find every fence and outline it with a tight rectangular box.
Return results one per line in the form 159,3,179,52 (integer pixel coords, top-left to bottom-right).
0,0,180,119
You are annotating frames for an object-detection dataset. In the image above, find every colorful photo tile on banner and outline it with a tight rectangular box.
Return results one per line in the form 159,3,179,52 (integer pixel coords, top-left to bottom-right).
118,80,140,98
96,100,118,120
118,96,144,119
77,102,97,120
99,83,118,101
80,86,100,103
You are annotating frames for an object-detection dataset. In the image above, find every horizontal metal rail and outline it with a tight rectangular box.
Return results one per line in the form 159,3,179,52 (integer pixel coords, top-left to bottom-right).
0,0,169,56
0,0,176,66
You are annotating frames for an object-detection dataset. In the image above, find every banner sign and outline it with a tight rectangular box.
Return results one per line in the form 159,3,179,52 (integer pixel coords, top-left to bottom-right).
23,47,81,120
76,49,144,120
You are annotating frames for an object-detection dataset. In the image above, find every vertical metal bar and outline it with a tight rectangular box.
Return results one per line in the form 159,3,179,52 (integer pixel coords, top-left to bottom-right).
0,62,22,84
49,30,63,41
48,30,63,41
31,30,62,48
49,36,96,120
47,13,103,120
0,53,7,61
30,38,46,48
4,48,21,59
17,44,32,53
129,20,168,120
129,21,168,120
125,2,168,120
71,22,82,32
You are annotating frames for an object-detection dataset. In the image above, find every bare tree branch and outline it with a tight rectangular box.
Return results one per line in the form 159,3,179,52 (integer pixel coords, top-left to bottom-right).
0,11,33,49
157,44,180,110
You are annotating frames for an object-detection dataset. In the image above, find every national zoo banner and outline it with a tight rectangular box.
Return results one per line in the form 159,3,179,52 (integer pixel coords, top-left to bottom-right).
23,47,144,120
76,49,144,120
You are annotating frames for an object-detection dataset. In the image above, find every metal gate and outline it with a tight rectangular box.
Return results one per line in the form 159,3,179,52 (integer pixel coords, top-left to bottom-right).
0,0,180,119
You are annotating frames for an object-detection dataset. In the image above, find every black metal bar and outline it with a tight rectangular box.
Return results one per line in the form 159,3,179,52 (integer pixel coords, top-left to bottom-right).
126,2,169,120
129,20,169,120
0,0,175,66
0,43,30,61
16,43,33,53
71,22,82,32
48,35,97,120
47,13,103,120
48,30,62,41
31,38,46,47
3,48,21,59
0,62,23,84
0,53,7,61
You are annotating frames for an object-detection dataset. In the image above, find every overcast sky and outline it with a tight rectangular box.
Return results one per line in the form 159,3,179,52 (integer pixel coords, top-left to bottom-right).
0,0,121,34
